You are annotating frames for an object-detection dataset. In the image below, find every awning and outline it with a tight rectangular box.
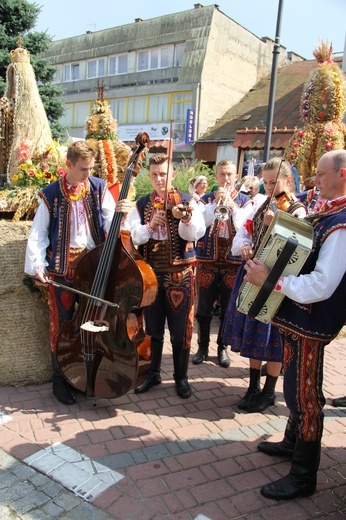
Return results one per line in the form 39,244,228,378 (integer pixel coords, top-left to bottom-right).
233,127,297,150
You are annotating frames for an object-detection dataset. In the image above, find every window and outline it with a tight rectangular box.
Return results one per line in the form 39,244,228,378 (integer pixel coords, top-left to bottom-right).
137,48,169,71
128,97,146,123
64,63,80,81
87,61,96,79
109,99,127,124
109,54,128,75
53,67,62,83
60,104,73,126
87,59,105,78
109,57,116,75
172,93,191,102
151,49,159,69
74,102,90,126
64,65,70,81
138,51,149,71
171,92,192,121
118,55,128,74
149,95,169,122
172,102,188,121
161,47,169,68
174,44,185,66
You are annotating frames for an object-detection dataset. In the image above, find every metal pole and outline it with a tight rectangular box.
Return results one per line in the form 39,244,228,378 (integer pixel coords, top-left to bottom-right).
263,0,285,162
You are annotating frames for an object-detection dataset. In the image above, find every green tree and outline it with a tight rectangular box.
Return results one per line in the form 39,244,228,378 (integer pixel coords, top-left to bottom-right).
0,0,65,139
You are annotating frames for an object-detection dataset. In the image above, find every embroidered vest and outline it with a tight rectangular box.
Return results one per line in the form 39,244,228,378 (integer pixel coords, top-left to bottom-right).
273,208,346,341
40,176,107,275
196,191,249,263
136,191,196,266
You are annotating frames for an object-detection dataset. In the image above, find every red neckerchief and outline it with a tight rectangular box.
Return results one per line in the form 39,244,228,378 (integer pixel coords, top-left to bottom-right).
318,196,346,214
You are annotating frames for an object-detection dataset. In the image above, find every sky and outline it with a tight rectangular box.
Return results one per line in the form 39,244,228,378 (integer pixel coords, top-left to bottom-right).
34,0,346,60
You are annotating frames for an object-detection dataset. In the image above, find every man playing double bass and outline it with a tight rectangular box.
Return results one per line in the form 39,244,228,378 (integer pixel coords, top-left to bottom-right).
24,140,133,405
128,153,206,399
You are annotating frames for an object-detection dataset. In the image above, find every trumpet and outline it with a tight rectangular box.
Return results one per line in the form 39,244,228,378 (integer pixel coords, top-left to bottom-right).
214,183,233,221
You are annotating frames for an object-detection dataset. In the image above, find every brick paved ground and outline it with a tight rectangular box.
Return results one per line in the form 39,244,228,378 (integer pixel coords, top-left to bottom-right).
0,318,345,519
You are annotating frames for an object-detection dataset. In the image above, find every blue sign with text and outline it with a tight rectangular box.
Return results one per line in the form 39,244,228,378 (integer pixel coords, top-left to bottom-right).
185,109,195,144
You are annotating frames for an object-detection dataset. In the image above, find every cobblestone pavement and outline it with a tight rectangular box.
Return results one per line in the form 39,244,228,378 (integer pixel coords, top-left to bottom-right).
0,319,345,519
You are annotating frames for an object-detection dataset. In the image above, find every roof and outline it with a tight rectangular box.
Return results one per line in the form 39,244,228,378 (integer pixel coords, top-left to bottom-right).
199,57,343,148
232,127,297,150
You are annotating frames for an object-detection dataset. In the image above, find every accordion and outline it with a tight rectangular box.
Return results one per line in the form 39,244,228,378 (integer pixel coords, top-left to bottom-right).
236,210,313,324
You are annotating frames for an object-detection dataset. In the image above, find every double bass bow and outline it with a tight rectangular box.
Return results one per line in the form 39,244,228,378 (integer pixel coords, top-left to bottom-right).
56,132,158,400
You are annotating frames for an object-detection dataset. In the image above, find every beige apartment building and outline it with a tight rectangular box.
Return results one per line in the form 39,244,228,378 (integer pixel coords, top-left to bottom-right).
42,3,303,162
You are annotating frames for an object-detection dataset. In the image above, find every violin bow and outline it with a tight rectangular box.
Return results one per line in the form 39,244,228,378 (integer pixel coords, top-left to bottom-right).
163,119,174,210
253,157,285,251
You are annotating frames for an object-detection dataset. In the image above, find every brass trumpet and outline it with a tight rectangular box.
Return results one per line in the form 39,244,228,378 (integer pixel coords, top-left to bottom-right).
214,183,233,221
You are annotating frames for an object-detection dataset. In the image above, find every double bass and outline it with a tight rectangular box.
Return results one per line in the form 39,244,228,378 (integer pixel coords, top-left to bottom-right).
56,132,158,399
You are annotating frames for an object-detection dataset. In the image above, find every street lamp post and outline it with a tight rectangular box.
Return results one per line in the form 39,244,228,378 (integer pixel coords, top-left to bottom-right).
263,0,285,162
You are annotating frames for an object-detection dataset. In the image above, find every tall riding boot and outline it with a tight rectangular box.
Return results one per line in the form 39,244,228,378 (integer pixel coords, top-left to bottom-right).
52,352,76,405
237,368,261,410
135,341,163,394
261,437,321,500
261,363,268,376
257,412,298,458
192,322,210,365
261,362,283,377
216,322,230,368
246,373,278,413
173,348,192,399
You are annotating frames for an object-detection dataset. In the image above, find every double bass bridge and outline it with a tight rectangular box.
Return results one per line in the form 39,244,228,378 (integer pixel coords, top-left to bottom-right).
80,320,110,332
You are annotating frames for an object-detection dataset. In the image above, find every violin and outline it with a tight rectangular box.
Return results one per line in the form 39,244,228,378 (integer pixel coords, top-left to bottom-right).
275,191,293,211
55,132,158,400
154,188,193,220
167,188,183,208
153,188,180,210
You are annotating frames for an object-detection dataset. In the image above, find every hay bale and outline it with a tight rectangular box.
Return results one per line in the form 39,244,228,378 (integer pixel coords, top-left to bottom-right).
0,220,51,386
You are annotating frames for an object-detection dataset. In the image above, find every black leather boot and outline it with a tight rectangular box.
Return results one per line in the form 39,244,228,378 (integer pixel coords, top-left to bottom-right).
332,396,346,407
134,341,163,394
52,352,76,405
216,320,230,367
261,363,268,376
173,348,192,399
258,412,297,458
237,368,261,409
261,437,321,500
217,345,230,368
246,374,278,413
261,362,282,377
192,322,210,365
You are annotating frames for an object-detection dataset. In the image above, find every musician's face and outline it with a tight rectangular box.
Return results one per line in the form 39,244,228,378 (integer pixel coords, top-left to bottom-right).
149,161,175,198
315,153,346,200
263,168,291,197
215,164,237,187
66,157,95,185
